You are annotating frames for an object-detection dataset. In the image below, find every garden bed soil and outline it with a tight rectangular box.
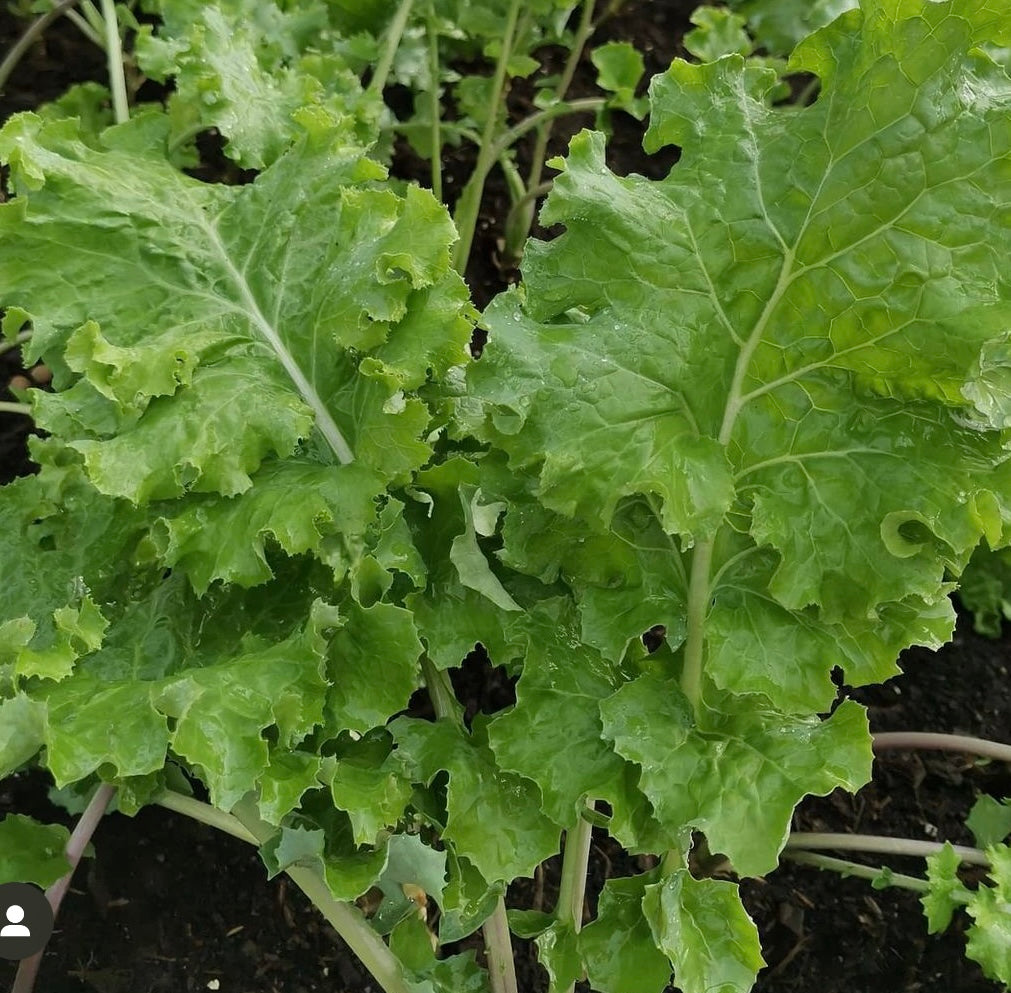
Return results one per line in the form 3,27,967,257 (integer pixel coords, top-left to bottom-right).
2,3,1010,992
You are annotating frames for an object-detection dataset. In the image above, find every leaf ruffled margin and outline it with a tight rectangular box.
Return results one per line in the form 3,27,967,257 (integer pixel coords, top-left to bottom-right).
0,103,472,828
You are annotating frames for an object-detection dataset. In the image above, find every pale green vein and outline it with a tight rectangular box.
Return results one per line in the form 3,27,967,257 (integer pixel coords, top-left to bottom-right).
734,447,892,482
718,249,795,447
735,311,923,408
684,214,743,348
196,213,355,465
707,544,762,590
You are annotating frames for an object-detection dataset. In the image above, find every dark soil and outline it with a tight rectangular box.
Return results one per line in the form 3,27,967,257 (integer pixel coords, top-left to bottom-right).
2,3,1010,993
743,621,1011,993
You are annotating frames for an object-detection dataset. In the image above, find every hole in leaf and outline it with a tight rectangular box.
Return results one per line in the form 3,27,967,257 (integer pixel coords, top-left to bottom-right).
641,624,666,653
470,326,488,358
448,643,518,728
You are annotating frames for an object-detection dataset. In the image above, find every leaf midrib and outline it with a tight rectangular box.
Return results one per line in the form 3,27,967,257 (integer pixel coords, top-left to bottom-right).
194,210,355,465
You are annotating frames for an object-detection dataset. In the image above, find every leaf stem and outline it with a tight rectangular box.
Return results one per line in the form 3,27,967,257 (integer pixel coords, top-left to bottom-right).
425,5,442,201
194,214,355,465
597,0,627,25
155,791,413,993
420,654,465,725
166,121,208,157
556,804,594,932
506,180,554,218
418,655,518,993
63,7,104,48
684,256,797,710
794,76,821,106
498,149,526,205
391,120,481,144
719,256,794,444
97,0,128,124
0,331,31,357
230,797,414,993
785,832,989,867
555,802,594,993
395,119,526,210
0,401,32,416
289,866,415,993
368,0,415,98
47,783,117,915
873,731,1011,764
0,0,79,96
451,0,522,273
12,783,116,993
489,97,605,164
538,0,596,156
504,0,596,262
484,895,520,993
782,850,970,900
153,789,259,845
680,537,714,710
295,865,414,990
78,0,106,39
661,848,684,874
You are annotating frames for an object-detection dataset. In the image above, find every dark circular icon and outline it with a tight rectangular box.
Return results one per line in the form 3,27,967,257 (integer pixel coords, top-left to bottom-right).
0,882,54,960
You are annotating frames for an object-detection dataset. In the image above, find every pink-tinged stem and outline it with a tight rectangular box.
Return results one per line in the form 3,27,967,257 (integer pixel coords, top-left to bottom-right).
11,784,117,993
873,731,1011,764
785,831,988,867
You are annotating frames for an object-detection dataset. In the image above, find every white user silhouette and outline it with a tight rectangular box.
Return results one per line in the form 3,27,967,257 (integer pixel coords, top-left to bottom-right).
1,904,31,937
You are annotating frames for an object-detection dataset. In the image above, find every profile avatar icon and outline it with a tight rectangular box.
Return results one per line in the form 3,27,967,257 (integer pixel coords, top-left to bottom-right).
0,882,53,960
1,904,31,938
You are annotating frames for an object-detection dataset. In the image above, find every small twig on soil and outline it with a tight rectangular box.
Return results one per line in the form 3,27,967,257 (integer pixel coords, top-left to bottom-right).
785,832,989,867
12,783,117,993
873,731,1011,765
0,0,80,96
